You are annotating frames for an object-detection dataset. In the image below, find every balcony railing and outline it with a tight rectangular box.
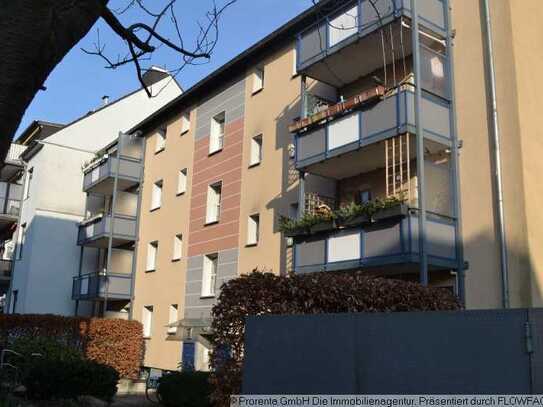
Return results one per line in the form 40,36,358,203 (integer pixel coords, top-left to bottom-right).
297,0,447,73
0,260,11,280
295,87,451,169
72,272,132,301
294,208,457,274
82,155,142,194
77,214,137,247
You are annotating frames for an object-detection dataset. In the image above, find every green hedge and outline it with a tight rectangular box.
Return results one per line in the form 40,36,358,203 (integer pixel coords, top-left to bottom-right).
157,372,212,407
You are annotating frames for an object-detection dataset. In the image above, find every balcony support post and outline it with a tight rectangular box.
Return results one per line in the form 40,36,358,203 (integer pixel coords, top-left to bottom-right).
298,171,306,219
104,132,123,316
300,74,308,119
410,0,429,286
444,0,465,303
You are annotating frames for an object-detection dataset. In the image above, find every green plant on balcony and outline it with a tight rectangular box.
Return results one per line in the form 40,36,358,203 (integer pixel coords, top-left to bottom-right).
280,196,407,237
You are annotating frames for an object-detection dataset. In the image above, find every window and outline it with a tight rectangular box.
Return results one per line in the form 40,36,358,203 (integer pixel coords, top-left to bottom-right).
146,241,158,271
180,113,190,135
155,128,166,153
177,169,187,195
205,182,222,224
253,66,264,93
247,214,260,246
23,167,33,200
151,180,163,210
359,190,372,204
142,306,153,338
172,234,183,261
201,253,218,297
16,223,26,260
249,135,263,167
209,112,225,154
168,304,178,334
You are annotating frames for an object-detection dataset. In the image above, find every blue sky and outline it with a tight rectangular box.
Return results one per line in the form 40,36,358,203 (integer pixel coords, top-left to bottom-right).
16,0,313,138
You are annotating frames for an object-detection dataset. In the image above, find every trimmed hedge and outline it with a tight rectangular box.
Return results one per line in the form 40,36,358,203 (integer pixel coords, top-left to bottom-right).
210,271,462,407
0,315,144,379
157,372,212,407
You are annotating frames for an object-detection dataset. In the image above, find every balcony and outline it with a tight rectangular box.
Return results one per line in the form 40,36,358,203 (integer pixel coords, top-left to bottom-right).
72,272,132,301
297,0,447,84
77,214,137,248
294,208,457,274
295,87,451,173
82,155,142,194
0,182,21,233
0,260,11,281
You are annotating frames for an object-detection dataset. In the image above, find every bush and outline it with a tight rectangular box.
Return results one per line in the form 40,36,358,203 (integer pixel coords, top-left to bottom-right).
210,271,462,407
0,315,143,379
157,372,212,407
24,358,119,402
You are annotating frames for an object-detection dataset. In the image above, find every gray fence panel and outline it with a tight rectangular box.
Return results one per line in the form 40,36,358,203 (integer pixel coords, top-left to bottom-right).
243,309,533,395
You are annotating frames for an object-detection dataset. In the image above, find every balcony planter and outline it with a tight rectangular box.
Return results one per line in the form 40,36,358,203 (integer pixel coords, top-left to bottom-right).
337,214,370,228
372,203,408,222
309,219,335,235
283,227,310,238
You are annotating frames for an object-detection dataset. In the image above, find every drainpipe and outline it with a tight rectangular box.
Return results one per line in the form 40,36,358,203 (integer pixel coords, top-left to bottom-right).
482,0,509,308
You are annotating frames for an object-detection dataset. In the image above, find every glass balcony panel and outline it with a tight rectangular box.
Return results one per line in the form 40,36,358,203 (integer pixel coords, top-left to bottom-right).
328,5,358,47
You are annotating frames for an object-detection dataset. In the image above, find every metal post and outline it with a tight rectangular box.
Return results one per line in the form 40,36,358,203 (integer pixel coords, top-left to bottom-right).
128,133,145,320
444,0,466,303
104,132,123,317
410,0,428,285
74,246,84,316
300,75,308,119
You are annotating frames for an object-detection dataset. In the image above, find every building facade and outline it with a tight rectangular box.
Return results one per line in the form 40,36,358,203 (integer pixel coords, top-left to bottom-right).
124,0,543,372
7,69,182,316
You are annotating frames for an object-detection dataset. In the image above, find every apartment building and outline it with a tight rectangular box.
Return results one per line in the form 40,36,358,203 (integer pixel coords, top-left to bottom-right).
0,143,26,312
7,69,182,316
90,0,542,372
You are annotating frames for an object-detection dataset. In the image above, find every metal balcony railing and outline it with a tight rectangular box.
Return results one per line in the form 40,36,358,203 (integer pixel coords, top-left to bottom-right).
82,155,142,194
77,214,137,247
72,272,132,301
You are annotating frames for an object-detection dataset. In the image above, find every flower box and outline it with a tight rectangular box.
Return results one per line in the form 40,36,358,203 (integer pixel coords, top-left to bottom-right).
309,220,335,234
372,204,408,222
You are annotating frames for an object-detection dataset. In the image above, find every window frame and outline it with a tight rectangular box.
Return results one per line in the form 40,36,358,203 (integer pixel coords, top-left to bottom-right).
177,169,188,196
155,128,166,154
246,213,260,247
167,304,178,335
180,113,190,135
172,234,183,262
150,180,163,211
23,167,33,200
209,112,226,155
205,181,222,225
146,241,159,272
142,305,154,338
252,66,265,94
201,253,218,298
249,134,263,168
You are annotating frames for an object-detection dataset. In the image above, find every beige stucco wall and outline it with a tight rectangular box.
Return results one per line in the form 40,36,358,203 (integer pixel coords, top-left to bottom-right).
452,0,531,308
237,45,301,276
132,109,195,371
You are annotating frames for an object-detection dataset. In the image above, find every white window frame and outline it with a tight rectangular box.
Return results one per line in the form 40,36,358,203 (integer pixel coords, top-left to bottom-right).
172,234,183,261
156,128,166,153
205,182,222,224
247,214,260,246
201,253,218,297
167,304,178,334
177,169,187,195
142,306,153,338
180,113,190,135
249,134,263,167
292,47,298,77
146,241,158,272
209,112,225,154
253,66,264,94
151,180,163,210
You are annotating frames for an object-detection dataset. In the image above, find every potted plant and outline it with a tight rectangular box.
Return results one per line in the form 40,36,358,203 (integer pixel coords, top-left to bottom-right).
279,216,309,238
335,202,370,228
371,197,408,222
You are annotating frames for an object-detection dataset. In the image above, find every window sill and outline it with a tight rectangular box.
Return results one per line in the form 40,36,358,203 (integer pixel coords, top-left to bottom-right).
248,161,261,169
150,206,161,212
145,269,156,273
251,88,264,96
171,258,181,263
143,336,152,340
176,191,186,197
245,242,258,248
180,129,189,136
204,220,219,227
208,148,223,157
291,72,300,80
200,295,216,299
155,147,165,155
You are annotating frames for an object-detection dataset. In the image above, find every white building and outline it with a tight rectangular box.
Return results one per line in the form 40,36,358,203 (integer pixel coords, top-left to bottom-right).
7,69,182,316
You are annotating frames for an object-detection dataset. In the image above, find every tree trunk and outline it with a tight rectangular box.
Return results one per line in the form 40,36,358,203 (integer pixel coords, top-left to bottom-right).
0,0,107,160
